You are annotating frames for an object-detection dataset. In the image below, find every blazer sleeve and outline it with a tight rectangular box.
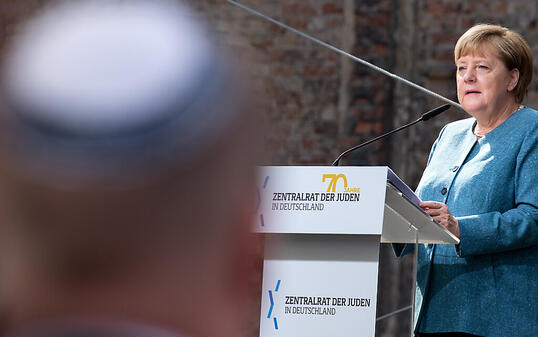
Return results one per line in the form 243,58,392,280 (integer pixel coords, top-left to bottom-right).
393,125,447,258
456,127,538,257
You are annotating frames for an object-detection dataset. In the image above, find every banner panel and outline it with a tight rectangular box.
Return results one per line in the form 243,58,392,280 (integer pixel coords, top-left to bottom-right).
255,166,387,235
259,234,380,337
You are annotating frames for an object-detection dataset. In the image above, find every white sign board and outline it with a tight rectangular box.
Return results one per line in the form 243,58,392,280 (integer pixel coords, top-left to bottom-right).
255,166,388,235
259,234,380,337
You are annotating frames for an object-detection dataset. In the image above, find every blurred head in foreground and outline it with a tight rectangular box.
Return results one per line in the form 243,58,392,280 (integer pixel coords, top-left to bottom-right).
0,1,257,336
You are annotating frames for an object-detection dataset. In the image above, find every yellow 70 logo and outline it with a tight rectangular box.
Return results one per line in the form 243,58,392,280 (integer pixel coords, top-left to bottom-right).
322,174,348,192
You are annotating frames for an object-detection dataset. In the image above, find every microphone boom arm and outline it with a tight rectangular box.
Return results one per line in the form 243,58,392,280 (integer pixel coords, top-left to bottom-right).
331,104,451,166
331,118,422,166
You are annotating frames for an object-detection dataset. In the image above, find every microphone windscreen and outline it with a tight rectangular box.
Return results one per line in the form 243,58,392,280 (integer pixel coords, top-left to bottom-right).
421,104,451,121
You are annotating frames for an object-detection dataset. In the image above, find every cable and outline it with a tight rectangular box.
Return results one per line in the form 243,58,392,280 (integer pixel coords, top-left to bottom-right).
227,0,463,110
376,305,412,322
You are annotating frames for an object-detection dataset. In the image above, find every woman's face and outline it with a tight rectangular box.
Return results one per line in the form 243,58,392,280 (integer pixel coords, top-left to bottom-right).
456,45,519,118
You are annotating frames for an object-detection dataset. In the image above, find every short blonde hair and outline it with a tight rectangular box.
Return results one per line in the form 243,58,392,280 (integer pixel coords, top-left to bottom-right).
454,24,533,103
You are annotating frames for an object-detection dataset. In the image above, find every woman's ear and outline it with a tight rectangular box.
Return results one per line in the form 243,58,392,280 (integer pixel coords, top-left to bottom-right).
507,68,519,92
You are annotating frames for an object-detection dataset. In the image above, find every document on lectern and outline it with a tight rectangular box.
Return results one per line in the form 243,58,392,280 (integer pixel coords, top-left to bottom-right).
386,167,421,206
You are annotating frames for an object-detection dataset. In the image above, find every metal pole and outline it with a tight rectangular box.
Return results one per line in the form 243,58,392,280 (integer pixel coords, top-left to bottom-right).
227,0,463,110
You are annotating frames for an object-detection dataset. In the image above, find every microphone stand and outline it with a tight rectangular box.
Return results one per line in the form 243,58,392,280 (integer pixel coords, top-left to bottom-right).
332,104,450,166
332,119,422,166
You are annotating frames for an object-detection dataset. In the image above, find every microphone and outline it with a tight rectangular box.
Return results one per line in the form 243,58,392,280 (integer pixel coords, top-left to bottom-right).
331,104,450,166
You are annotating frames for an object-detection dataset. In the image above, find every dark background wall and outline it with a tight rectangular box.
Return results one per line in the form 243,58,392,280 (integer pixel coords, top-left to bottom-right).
1,1,536,336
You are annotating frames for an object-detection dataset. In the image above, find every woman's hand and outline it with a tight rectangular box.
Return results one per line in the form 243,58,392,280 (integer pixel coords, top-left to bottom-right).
419,201,460,239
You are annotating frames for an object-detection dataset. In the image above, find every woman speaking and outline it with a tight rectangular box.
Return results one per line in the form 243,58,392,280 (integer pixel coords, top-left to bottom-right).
397,24,537,337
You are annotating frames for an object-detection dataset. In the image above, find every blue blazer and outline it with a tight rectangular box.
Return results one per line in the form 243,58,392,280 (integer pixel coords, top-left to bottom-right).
395,107,538,337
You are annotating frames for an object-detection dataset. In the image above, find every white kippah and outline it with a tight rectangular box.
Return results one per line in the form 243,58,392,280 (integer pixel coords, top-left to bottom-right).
3,0,215,136
0,0,240,184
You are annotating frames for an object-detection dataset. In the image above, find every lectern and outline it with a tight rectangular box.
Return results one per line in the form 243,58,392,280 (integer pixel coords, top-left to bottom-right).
255,166,458,337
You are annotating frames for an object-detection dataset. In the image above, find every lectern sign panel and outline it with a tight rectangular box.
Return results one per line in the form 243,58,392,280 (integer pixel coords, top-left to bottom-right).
259,235,380,337
256,166,387,234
